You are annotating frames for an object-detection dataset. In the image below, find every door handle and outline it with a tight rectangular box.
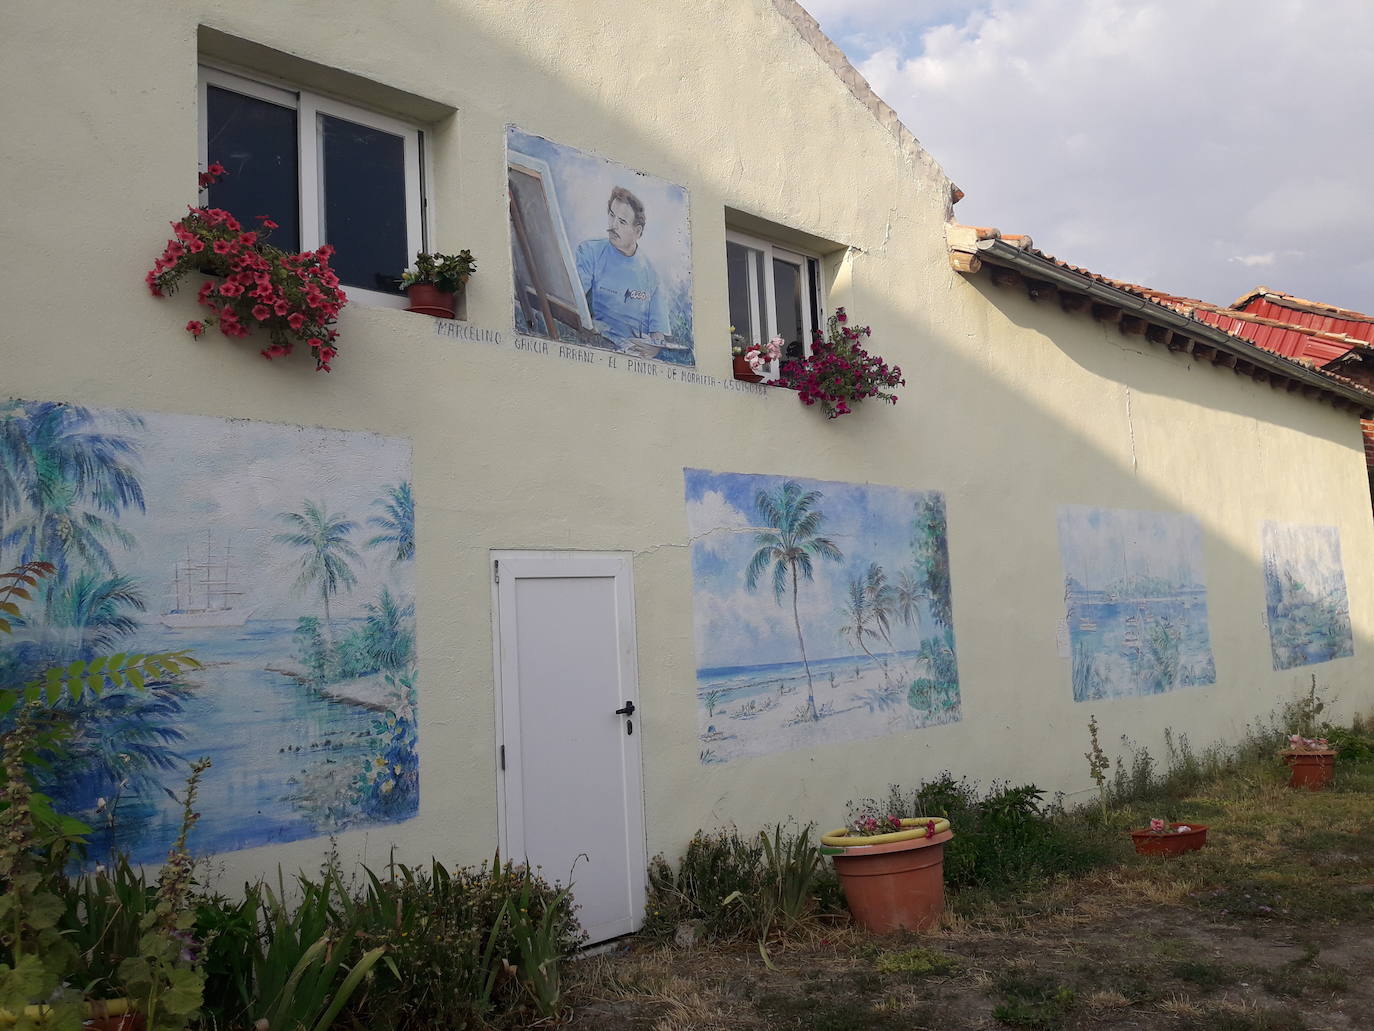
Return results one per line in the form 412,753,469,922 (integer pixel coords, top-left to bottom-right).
615,700,636,716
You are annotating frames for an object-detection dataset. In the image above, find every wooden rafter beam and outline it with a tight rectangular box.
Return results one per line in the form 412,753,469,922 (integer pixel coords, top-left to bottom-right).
1145,324,1170,345
1091,303,1123,324
1167,333,1194,354
1192,344,1216,361
1060,292,1088,314
950,251,981,274
1212,352,1238,369
1120,315,1148,335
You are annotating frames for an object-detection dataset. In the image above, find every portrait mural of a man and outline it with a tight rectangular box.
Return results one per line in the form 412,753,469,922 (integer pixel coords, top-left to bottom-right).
507,126,694,364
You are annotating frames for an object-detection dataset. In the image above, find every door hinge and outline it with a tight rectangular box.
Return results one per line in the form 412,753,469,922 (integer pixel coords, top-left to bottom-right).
493,559,500,584
499,744,505,771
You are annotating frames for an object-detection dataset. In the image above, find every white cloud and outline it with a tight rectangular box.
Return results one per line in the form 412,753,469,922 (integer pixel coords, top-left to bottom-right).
1230,253,1275,268
685,489,751,556
804,0,1374,312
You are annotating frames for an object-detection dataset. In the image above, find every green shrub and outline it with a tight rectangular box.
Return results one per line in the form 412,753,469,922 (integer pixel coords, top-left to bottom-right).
341,854,583,1031
642,824,841,943
879,774,1114,895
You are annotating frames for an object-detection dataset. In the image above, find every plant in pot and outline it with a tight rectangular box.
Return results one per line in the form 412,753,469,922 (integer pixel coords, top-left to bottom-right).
401,250,476,319
775,308,904,418
1279,734,1337,790
1129,816,1208,857
818,804,952,933
146,165,346,372
730,330,781,383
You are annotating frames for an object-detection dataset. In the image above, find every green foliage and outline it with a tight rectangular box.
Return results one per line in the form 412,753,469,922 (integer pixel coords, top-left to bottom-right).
642,824,840,944
251,869,380,1031
1323,723,1374,762
873,946,960,977
879,774,1113,894
116,758,211,1031
341,854,583,1030
400,250,476,294
58,856,156,994
193,888,260,1030
0,704,83,1031
0,649,201,715
991,972,1076,1029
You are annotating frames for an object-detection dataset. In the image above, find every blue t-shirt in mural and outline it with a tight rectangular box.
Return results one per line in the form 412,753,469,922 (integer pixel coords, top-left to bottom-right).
575,238,670,344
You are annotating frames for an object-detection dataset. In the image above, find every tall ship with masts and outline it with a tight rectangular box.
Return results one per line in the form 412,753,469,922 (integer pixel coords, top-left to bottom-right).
161,532,254,628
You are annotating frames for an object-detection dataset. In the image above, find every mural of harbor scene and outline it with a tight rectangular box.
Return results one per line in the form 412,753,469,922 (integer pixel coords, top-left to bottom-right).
1262,521,1354,670
685,469,960,763
0,400,417,864
1058,505,1216,701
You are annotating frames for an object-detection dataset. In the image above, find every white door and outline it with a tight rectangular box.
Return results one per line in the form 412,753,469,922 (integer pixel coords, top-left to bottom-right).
492,551,646,943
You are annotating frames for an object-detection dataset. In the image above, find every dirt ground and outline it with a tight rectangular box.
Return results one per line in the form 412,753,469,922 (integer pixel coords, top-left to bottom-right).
562,780,1374,1031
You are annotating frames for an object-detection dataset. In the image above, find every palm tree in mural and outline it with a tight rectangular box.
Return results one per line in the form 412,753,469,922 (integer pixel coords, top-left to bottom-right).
745,481,842,722
45,572,147,655
862,562,898,678
274,501,360,649
838,576,882,676
893,568,924,633
0,401,145,579
366,482,414,562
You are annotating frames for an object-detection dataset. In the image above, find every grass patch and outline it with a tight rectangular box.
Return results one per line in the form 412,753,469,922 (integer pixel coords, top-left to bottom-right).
991,972,1075,1029
873,945,960,977
1171,959,1237,991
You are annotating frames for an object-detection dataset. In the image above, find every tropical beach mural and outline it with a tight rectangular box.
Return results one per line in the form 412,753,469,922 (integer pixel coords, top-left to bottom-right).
0,400,417,863
684,469,960,763
1262,521,1353,670
1058,505,1215,701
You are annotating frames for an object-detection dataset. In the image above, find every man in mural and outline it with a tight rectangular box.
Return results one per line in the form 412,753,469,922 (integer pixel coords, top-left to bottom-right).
575,186,669,352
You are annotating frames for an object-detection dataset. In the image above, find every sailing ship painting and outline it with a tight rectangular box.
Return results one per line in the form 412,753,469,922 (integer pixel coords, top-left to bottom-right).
685,468,961,763
1058,504,1216,701
162,535,255,628
0,399,418,865
1262,521,1354,669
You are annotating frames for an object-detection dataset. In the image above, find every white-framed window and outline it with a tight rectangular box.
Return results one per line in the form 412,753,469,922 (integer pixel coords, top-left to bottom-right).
725,229,824,376
198,65,427,307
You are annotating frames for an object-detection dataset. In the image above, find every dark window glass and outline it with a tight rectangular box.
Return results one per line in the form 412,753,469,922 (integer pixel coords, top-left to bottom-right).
773,258,804,359
320,114,407,293
205,85,300,251
726,241,767,347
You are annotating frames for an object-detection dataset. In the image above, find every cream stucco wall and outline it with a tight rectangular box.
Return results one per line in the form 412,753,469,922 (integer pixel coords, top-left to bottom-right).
3,0,1372,893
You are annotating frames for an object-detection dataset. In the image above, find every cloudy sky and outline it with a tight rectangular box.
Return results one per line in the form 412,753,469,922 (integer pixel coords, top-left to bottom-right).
801,0,1374,313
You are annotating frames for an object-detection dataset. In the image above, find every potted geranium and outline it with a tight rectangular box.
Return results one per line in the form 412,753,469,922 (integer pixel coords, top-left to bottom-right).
818,807,952,933
1279,734,1337,790
775,308,903,418
1129,817,1208,856
145,165,345,372
730,331,781,383
401,250,476,319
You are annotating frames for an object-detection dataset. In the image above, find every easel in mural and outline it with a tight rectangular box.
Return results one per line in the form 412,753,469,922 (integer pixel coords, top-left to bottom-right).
508,151,596,342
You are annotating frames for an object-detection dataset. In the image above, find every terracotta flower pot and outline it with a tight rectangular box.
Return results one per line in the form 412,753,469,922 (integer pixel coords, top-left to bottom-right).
1129,823,1208,857
732,355,764,382
1281,750,1337,790
827,828,954,933
405,283,456,318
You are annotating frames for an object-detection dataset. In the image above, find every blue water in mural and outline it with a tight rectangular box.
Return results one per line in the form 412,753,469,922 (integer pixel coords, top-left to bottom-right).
1064,596,1215,702
86,619,409,865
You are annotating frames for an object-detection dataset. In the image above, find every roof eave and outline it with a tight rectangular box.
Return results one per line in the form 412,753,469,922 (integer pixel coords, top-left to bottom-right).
976,239,1374,415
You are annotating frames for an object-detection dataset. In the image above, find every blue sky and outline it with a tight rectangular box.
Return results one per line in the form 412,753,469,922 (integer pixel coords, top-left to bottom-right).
802,1,1374,313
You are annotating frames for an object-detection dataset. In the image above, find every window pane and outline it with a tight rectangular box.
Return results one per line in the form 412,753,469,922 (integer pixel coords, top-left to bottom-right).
773,258,805,360
206,85,300,251
726,241,767,347
320,114,408,293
